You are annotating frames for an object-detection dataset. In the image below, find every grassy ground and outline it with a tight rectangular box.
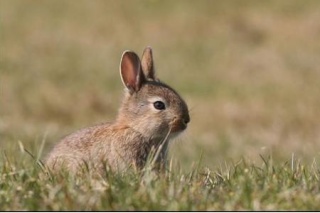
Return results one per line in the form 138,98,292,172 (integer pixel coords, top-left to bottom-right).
1,0,320,210
1,153,320,211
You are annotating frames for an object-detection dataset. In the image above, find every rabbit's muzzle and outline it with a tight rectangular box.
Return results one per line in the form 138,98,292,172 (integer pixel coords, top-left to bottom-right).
170,114,190,133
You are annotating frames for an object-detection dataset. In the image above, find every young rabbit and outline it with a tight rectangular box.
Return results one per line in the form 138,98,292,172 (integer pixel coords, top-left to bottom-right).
45,47,190,174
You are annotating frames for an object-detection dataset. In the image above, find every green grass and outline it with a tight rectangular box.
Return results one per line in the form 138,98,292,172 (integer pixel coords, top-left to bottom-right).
1,150,320,211
1,0,320,210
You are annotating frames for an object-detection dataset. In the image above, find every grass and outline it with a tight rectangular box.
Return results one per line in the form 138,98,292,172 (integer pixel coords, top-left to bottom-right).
1,0,320,210
1,150,320,211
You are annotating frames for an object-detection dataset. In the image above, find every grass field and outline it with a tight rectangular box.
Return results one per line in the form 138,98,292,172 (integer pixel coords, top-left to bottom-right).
1,0,320,210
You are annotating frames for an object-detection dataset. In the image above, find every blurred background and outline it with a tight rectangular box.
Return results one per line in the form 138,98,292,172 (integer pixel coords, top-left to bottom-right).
1,0,320,169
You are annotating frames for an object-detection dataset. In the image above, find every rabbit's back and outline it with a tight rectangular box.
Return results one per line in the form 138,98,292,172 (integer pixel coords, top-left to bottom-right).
45,122,158,172
45,122,114,172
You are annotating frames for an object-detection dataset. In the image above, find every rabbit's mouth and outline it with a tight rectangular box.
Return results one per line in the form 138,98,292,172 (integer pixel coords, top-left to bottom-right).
170,117,189,133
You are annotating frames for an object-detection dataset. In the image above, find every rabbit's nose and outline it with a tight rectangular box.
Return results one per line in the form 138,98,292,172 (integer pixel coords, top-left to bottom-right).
183,116,190,125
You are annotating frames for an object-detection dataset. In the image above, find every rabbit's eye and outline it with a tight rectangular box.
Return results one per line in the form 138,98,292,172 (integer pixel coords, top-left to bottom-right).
153,101,166,110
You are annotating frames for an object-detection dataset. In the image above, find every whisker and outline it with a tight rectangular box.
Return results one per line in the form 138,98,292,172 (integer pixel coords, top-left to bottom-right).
188,104,196,113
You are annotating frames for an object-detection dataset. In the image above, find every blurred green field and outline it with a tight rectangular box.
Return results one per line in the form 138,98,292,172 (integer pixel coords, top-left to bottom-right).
2,0,320,167
1,0,320,210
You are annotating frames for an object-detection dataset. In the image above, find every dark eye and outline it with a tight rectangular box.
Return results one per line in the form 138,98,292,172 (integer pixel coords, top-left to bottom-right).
153,101,166,110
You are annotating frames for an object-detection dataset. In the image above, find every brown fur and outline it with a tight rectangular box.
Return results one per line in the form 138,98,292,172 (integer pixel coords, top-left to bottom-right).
45,47,190,174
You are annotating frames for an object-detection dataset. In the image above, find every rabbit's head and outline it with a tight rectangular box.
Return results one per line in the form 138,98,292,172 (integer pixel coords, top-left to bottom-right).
117,47,190,140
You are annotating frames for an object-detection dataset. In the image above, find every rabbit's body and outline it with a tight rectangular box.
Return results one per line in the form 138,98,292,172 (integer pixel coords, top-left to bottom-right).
45,47,190,174
46,121,169,173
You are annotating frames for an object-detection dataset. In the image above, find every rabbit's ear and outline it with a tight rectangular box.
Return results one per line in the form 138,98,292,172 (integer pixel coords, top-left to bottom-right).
120,51,145,93
141,47,156,81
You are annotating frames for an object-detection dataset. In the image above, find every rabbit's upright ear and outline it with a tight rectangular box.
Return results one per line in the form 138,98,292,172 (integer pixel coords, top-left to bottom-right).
141,47,157,81
120,51,145,93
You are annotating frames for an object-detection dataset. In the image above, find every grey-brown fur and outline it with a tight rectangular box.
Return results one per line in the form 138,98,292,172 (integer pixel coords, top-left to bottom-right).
45,47,190,174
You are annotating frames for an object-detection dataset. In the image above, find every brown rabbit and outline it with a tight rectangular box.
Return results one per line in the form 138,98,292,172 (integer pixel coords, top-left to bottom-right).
45,47,190,174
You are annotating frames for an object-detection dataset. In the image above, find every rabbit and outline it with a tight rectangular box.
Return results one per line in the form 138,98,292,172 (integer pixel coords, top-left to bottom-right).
45,47,190,174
